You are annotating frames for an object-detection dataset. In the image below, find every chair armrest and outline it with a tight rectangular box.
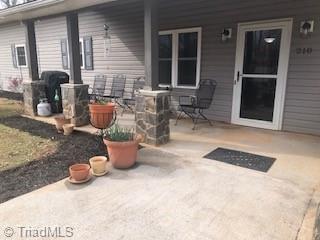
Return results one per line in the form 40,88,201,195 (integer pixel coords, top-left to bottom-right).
179,95,196,106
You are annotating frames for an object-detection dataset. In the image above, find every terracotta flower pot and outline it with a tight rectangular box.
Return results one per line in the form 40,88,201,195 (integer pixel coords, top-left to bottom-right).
89,103,115,129
69,164,90,181
89,156,108,175
63,124,74,136
103,135,142,169
54,116,71,133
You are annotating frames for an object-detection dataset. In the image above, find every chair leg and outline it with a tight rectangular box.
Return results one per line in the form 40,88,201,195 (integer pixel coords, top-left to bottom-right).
175,111,183,126
192,112,201,130
199,109,213,126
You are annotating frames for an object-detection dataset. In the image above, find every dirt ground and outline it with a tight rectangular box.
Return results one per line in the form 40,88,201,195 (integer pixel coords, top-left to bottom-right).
0,91,105,203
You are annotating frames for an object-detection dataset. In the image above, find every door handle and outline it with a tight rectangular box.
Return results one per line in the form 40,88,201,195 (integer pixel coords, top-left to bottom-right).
237,71,242,82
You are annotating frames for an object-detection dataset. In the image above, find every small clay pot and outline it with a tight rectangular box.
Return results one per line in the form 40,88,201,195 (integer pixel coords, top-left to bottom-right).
89,156,108,175
63,124,74,136
54,116,70,133
69,164,90,181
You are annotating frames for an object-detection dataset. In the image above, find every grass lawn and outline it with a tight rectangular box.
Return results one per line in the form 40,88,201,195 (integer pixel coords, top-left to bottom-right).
0,98,58,170
0,93,105,203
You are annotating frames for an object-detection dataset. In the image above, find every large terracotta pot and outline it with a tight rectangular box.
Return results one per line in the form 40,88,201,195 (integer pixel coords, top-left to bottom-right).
103,136,142,169
89,103,115,129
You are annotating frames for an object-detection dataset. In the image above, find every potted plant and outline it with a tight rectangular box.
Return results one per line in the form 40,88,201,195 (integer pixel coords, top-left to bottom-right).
89,99,115,129
102,124,142,169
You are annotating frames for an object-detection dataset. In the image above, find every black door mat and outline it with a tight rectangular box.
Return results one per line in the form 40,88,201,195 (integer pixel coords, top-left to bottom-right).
203,148,276,172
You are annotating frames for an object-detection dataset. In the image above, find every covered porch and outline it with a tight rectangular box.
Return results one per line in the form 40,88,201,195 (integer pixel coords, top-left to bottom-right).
0,0,317,143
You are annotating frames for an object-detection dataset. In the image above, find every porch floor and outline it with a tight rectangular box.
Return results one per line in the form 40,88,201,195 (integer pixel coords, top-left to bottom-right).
164,118,320,191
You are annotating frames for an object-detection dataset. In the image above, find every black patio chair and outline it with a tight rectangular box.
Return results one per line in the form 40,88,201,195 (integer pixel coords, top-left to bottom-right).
122,76,145,112
89,74,107,101
175,79,217,130
105,74,126,107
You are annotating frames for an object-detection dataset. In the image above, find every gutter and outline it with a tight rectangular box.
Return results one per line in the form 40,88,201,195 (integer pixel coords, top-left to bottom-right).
0,0,64,18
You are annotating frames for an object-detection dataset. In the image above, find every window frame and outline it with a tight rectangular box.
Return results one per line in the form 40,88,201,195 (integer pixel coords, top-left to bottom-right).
66,38,85,69
159,27,202,89
79,38,85,69
15,44,27,68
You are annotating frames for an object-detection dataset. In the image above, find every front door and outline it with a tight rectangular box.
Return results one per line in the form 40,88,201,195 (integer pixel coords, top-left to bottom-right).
232,19,292,130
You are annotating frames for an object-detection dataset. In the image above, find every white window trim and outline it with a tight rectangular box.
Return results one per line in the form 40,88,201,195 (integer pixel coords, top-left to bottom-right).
79,38,85,69
159,27,202,89
15,44,27,68
67,38,85,69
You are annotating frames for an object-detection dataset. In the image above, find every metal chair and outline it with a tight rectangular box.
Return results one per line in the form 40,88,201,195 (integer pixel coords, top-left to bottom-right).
122,76,145,112
89,75,107,101
175,79,217,130
103,74,127,110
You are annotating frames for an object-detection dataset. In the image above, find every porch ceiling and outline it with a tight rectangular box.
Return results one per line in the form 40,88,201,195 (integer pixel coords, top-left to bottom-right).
0,0,120,25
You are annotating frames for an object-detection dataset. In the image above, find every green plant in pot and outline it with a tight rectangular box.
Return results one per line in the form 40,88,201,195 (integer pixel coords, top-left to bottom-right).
102,124,142,169
89,99,115,129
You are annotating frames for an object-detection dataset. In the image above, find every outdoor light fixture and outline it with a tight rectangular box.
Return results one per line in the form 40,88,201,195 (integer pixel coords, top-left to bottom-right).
221,28,232,42
264,37,276,43
300,20,314,37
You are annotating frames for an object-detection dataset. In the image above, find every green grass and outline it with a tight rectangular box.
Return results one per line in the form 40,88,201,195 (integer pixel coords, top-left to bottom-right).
0,98,58,170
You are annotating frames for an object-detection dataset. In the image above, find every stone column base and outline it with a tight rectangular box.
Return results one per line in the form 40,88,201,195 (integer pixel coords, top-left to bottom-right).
136,90,170,146
23,81,46,116
61,84,89,127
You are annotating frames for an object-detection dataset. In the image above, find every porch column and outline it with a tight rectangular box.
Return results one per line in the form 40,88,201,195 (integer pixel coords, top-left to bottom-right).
66,12,82,84
23,20,46,116
61,12,89,127
144,0,159,90
24,20,39,81
135,0,170,146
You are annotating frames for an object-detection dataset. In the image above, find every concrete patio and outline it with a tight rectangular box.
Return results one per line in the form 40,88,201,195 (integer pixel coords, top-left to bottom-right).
1,113,320,239
0,145,318,240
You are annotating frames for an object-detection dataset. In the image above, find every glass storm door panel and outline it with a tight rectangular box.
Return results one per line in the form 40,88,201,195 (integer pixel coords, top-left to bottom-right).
240,29,281,122
232,20,292,130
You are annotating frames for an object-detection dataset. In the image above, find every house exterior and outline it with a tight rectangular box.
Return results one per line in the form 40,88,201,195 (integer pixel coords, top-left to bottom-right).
0,0,319,135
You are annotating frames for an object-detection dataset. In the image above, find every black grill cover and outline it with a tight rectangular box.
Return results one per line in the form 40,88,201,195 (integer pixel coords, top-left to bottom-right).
41,71,69,113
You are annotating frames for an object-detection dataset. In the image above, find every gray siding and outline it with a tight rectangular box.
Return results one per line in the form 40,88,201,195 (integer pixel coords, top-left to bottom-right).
0,23,28,92
157,0,320,134
78,2,145,95
35,16,69,75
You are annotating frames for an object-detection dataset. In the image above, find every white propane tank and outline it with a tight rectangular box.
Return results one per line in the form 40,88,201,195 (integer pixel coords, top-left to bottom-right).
37,98,52,117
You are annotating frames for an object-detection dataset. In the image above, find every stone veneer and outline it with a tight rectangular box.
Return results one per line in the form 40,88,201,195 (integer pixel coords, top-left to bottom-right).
61,84,89,127
23,81,46,116
135,90,170,146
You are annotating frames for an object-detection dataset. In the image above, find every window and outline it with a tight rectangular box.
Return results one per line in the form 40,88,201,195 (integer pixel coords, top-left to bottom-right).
159,28,201,88
79,38,85,69
61,36,93,70
15,44,27,67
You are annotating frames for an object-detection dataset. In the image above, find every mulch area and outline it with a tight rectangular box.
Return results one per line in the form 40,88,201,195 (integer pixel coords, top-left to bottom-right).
0,115,106,204
0,90,23,101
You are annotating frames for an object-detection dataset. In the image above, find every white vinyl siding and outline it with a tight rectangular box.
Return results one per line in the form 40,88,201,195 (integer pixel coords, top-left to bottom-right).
0,23,28,92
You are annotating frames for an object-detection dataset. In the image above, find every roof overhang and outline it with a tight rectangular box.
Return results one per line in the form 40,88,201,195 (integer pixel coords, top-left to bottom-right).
0,0,118,25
